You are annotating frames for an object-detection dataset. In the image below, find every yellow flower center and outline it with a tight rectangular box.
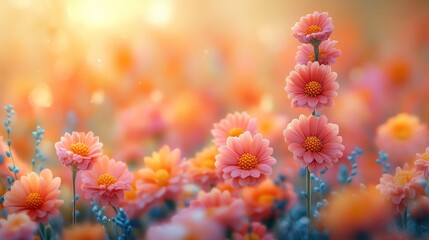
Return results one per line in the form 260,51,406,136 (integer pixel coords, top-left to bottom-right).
304,81,323,97
97,173,117,186
238,153,258,170
305,25,322,35
303,136,323,152
155,169,170,186
421,153,429,161
390,122,412,140
394,171,414,185
69,142,89,157
25,192,43,209
244,233,260,240
228,127,245,137
258,194,275,205
309,50,326,61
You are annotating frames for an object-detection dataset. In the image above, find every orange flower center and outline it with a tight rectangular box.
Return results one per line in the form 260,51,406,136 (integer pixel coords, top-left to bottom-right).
309,50,326,61
238,153,258,170
305,25,322,35
97,173,117,186
258,194,275,205
394,171,414,185
244,233,261,240
304,81,323,97
421,153,429,161
155,169,170,186
303,136,323,152
390,122,412,140
69,142,89,157
228,127,245,137
25,192,43,209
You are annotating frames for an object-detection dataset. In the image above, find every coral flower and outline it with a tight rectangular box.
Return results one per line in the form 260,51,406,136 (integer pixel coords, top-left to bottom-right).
376,164,425,212
415,147,429,178
283,115,344,174
211,112,258,146
0,213,37,240
285,61,339,110
4,169,64,224
319,186,389,239
55,131,103,170
190,188,245,230
215,131,276,188
135,146,186,211
184,145,222,191
291,11,333,43
295,39,341,65
62,222,105,240
81,156,132,206
232,221,275,240
375,113,429,165
241,179,297,221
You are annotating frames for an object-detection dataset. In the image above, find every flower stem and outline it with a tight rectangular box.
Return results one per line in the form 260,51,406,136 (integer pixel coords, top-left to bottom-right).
403,207,408,230
310,39,321,62
306,167,311,223
71,165,78,227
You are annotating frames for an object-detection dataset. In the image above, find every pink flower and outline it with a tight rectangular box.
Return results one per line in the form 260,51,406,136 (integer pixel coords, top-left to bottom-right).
283,115,344,174
211,112,258,147
81,156,132,206
146,208,224,240
4,169,64,224
292,11,333,43
295,39,341,65
415,147,429,178
285,61,339,110
215,131,276,188
232,221,275,240
190,189,245,230
55,131,103,170
375,113,429,165
376,164,425,212
0,213,37,240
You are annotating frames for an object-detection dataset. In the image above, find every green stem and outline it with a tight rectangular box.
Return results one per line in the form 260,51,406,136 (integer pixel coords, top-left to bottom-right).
71,165,78,227
311,39,321,63
110,202,118,215
306,167,311,222
403,207,408,230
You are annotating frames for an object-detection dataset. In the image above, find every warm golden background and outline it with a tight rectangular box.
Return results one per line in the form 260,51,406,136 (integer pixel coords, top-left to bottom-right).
1,0,429,183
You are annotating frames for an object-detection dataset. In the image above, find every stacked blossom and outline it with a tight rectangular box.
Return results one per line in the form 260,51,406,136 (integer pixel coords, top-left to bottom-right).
284,11,344,174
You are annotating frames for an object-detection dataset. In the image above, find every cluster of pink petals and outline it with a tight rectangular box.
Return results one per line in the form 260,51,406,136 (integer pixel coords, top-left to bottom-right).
55,131,103,170
81,155,132,206
415,147,429,178
211,112,258,146
233,221,275,240
146,208,224,240
4,169,64,224
215,131,276,188
285,61,339,110
190,189,245,230
283,115,344,174
295,39,341,65
376,164,425,212
292,11,333,43
0,213,37,240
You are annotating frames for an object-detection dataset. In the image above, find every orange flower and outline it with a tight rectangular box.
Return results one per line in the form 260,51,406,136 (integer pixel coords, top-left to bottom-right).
4,169,64,224
62,222,105,240
0,213,37,240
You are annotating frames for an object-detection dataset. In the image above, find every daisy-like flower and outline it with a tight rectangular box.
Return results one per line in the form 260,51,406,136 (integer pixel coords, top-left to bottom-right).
135,146,186,211
375,113,429,165
215,131,276,188
81,156,132,206
190,188,245,230
376,164,425,212
232,221,275,240
55,131,103,170
292,11,333,43
295,39,341,65
0,213,37,240
285,61,339,110
211,112,258,147
4,169,64,224
415,147,429,178
241,179,297,221
283,115,344,174
184,145,222,191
